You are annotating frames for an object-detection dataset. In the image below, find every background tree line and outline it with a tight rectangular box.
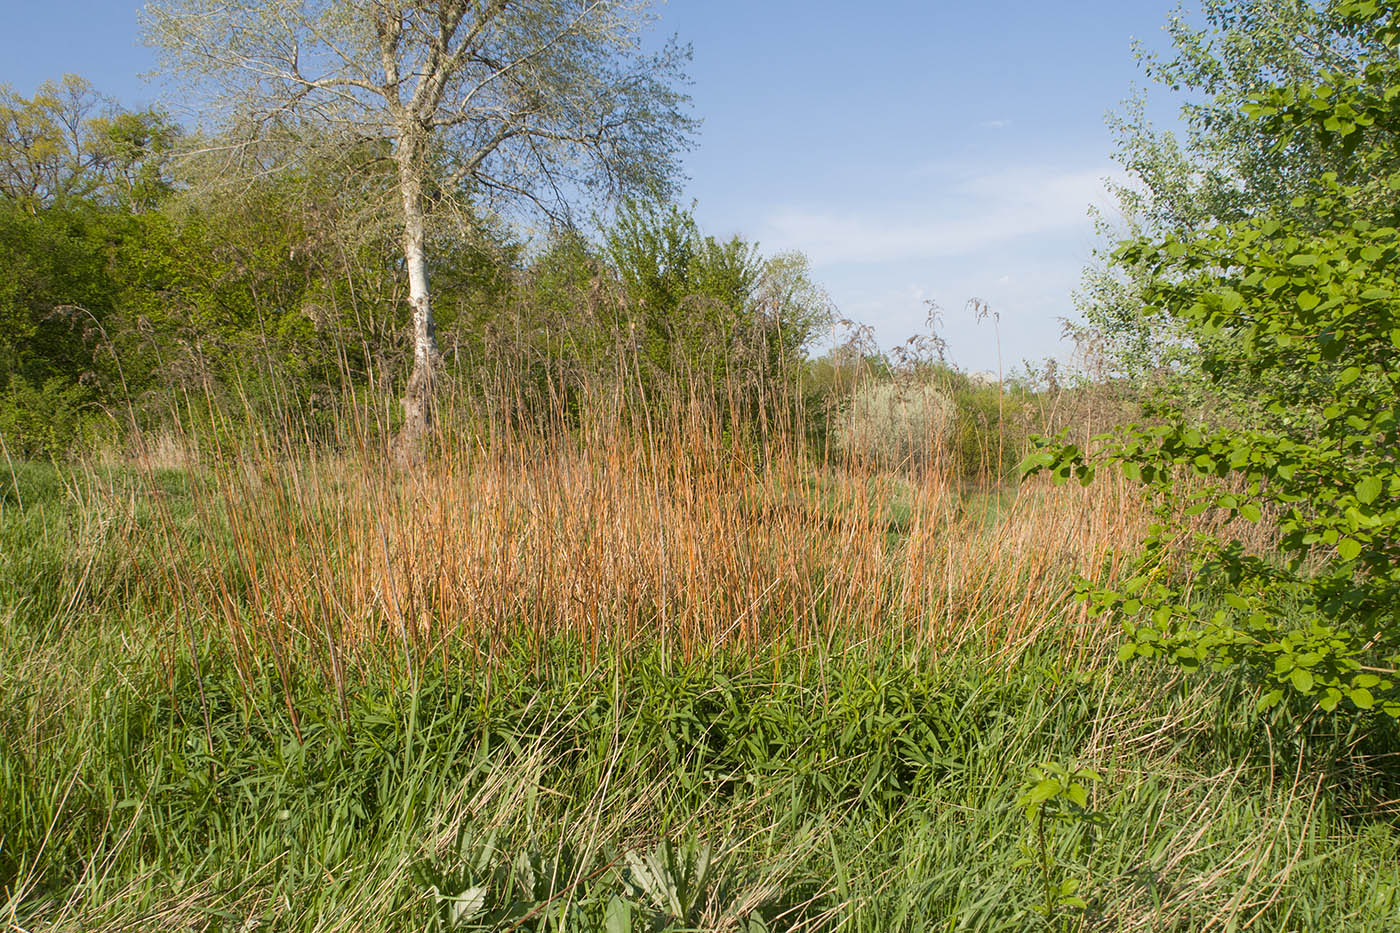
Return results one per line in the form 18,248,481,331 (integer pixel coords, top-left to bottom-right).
0,74,834,458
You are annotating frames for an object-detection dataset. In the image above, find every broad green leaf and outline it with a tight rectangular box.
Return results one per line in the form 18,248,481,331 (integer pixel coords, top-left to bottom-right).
605,896,635,933
447,887,489,925
1026,778,1060,805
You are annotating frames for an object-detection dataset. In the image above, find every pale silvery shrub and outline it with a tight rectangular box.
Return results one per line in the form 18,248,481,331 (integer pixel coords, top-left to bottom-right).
837,380,955,470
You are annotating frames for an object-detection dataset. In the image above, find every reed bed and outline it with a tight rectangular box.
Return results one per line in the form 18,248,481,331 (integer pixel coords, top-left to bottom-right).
147,398,1153,687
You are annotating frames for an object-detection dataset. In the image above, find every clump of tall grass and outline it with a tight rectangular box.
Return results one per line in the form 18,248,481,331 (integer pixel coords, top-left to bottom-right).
138,366,1153,703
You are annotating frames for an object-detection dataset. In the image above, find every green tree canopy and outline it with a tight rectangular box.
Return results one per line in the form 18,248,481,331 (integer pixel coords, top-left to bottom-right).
1075,0,1400,394
1031,0,1400,720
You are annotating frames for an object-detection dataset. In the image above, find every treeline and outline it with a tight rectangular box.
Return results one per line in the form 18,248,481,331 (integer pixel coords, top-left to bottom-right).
0,76,839,458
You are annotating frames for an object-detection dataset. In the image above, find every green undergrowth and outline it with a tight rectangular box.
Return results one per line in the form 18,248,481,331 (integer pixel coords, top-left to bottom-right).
5,632,1400,930
2,463,1399,931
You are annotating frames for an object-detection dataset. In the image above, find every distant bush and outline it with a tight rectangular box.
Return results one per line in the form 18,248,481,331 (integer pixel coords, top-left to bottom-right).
836,379,955,471
0,375,108,459
944,375,1036,480
824,361,1047,480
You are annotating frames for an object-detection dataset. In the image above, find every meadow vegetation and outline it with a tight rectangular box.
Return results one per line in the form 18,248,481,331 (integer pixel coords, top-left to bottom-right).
5,0,1400,930
3,363,1399,931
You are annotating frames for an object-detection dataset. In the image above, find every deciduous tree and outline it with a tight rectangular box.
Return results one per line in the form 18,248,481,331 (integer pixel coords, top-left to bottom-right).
143,0,695,457
1031,0,1400,720
1076,0,1397,402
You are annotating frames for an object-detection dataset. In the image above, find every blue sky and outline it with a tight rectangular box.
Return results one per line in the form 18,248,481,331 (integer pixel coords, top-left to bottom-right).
0,1,1189,373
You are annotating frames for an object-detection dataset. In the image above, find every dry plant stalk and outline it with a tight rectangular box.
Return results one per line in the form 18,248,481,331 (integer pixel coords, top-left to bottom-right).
161,402,1154,681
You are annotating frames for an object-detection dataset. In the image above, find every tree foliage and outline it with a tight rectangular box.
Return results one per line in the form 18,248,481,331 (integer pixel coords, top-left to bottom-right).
1030,0,1400,719
605,201,825,390
0,75,175,212
142,0,696,451
1076,0,1397,396
0,74,823,456
0,78,181,455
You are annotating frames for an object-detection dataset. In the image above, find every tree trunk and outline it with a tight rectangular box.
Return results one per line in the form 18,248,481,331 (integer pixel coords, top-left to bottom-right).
394,151,440,464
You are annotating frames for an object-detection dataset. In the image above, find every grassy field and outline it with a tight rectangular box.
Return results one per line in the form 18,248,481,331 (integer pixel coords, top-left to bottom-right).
2,414,1399,931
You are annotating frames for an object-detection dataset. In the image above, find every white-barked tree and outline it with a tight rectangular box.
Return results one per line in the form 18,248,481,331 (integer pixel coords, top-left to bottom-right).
143,0,695,457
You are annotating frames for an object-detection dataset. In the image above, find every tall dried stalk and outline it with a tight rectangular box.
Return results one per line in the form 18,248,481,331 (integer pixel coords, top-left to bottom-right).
156,385,1155,687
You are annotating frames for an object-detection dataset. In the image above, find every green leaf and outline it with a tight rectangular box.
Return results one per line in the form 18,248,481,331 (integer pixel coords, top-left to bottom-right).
1026,778,1061,805
1338,538,1363,562
1356,476,1383,505
1349,688,1375,710
1017,450,1055,476
605,896,635,933
1240,503,1263,523
1291,668,1316,693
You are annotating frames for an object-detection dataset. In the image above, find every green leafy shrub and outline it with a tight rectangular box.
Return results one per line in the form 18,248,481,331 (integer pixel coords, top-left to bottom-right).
1027,0,1400,719
0,375,106,458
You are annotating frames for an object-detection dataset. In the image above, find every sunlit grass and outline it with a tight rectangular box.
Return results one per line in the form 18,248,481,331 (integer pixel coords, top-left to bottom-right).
1,395,1396,931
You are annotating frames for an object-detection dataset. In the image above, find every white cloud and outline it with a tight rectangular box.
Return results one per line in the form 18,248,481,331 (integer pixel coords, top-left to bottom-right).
980,119,1012,129
759,165,1126,266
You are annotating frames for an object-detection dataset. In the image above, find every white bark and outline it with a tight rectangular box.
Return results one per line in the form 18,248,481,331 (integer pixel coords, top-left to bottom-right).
396,145,439,462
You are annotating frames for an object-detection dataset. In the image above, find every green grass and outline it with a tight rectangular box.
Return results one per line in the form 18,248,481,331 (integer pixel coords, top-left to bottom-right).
2,462,1398,931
